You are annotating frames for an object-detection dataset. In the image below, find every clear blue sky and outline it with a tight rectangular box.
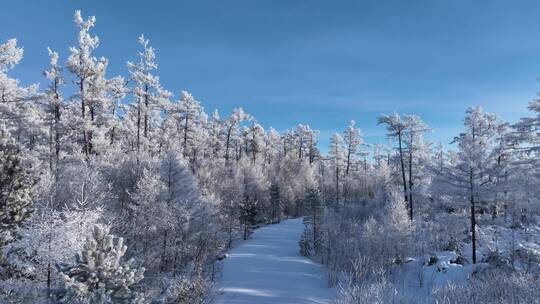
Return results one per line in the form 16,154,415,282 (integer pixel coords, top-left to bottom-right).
2,0,539,151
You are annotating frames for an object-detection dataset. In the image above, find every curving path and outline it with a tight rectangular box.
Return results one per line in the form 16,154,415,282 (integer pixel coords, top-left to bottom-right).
214,218,335,304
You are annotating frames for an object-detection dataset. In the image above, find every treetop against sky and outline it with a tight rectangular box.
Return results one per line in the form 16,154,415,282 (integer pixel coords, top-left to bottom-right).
1,0,539,150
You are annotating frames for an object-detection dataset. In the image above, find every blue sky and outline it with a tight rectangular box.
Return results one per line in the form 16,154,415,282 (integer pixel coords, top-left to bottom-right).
1,0,540,151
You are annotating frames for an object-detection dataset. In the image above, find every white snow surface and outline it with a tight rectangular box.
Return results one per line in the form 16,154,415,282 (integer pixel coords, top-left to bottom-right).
214,218,335,304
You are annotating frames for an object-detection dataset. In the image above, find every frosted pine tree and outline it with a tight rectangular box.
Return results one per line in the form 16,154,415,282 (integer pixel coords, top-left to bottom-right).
269,181,281,224
0,129,33,254
239,195,257,240
56,225,144,303
302,187,324,255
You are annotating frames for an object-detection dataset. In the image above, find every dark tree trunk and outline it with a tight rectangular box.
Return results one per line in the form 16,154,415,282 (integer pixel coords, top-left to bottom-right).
335,166,340,207
397,131,409,214
470,168,477,264
225,126,232,161
136,95,141,161
144,84,149,138
345,143,352,175
408,133,414,220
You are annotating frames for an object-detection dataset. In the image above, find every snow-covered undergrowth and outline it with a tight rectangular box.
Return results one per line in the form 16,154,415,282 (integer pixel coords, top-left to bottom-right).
317,198,540,304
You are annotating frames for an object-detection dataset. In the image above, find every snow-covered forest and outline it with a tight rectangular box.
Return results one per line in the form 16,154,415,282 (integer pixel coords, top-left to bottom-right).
2,9,540,304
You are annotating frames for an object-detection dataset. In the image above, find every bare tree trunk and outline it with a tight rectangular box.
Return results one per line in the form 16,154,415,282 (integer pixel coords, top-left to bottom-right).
172,231,179,277
470,167,477,264
345,143,352,175
136,95,141,162
243,219,248,240
183,115,189,156
225,126,232,161
408,134,414,220
46,230,52,302
49,121,54,172
335,166,340,207
397,132,409,213
144,84,149,138
160,229,168,272
54,103,60,164
298,137,303,159
227,223,233,249
308,136,315,164
80,81,88,157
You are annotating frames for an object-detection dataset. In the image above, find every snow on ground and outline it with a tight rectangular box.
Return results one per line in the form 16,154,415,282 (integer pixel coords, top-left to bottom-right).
214,218,335,304
390,251,474,302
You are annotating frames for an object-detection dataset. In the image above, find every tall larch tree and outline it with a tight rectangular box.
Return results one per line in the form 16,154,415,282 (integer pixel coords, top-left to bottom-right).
43,48,64,173
403,114,430,220
343,120,363,175
328,133,345,207
127,34,171,158
446,107,501,264
378,113,410,216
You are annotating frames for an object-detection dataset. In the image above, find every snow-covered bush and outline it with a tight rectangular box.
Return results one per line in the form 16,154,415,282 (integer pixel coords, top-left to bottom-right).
160,274,211,304
433,268,540,304
335,271,399,304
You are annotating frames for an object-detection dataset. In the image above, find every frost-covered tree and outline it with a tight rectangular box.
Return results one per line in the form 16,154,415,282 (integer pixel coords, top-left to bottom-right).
206,109,222,158
402,114,430,220
263,127,281,166
127,34,171,158
294,124,318,162
0,130,33,253
269,181,281,224
343,120,363,175
2,203,104,302
442,107,502,264
0,39,39,145
43,48,64,172
174,91,203,158
303,187,324,255
248,122,264,164
378,113,409,209
67,11,122,156
57,225,144,303
66,11,100,156
328,133,345,207
223,108,252,162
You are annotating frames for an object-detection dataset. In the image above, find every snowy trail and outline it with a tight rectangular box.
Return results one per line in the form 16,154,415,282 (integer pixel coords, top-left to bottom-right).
214,218,335,304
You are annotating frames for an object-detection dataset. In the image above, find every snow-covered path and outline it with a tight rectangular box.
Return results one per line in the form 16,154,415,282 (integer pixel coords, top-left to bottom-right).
214,218,335,304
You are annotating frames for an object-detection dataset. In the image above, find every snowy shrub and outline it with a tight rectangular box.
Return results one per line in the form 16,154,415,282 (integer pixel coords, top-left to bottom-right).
433,268,540,304
0,277,43,303
2,208,104,298
161,274,211,304
334,271,399,304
